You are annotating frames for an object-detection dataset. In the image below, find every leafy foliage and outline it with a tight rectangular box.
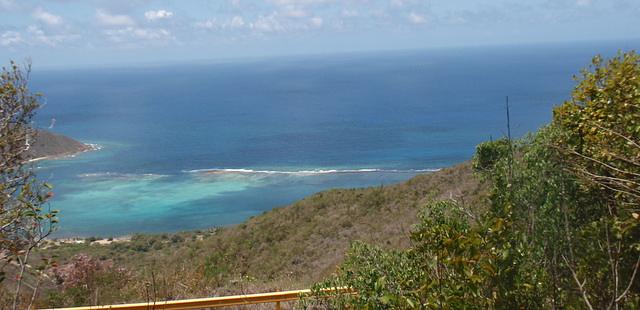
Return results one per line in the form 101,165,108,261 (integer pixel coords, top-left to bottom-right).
554,51,640,206
473,138,511,172
34,162,481,308
8,52,640,309
310,52,640,309
553,51,640,309
311,201,494,309
0,61,58,309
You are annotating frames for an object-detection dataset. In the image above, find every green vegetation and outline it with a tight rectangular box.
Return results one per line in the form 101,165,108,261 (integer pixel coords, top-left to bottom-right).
310,52,640,309
0,62,58,309
33,162,480,308
554,52,640,207
3,52,639,309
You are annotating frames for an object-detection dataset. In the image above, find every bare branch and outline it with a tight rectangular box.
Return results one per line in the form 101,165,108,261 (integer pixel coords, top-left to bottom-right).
589,122,640,150
616,253,640,303
568,149,640,178
562,254,595,310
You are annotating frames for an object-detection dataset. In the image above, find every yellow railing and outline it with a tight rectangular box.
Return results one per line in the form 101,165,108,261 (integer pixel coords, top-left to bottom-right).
40,287,353,310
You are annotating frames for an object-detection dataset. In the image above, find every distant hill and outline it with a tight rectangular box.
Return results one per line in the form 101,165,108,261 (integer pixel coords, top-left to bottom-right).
26,130,93,160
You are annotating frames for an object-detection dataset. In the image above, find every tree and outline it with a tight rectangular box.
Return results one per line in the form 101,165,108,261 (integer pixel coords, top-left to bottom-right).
309,200,494,309
554,51,640,207
0,61,58,309
553,51,640,310
309,52,640,309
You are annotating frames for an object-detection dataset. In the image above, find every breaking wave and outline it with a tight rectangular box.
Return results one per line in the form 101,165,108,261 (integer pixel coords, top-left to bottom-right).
77,172,168,179
183,167,439,176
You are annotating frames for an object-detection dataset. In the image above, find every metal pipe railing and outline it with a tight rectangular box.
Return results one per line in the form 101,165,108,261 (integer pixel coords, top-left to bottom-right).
39,287,353,310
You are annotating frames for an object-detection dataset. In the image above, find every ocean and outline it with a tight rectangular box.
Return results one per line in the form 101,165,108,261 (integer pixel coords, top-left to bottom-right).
30,40,639,237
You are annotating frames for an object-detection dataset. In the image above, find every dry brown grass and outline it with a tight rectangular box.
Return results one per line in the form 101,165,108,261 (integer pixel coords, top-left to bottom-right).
28,161,484,307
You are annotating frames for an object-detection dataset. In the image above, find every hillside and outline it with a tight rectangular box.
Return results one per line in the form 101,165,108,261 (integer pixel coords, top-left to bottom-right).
38,161,485,305
26,130,93,160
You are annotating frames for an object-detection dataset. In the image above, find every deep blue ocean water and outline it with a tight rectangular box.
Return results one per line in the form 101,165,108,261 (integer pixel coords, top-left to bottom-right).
30,40,639,237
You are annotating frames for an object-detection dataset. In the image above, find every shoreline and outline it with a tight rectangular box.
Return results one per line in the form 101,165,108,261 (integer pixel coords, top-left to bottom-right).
28,142,101,163
43,167,441,240
44,235,132,247
189,167,440,176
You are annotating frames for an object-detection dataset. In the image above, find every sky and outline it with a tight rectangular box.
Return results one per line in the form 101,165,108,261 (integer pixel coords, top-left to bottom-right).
0,0,639,68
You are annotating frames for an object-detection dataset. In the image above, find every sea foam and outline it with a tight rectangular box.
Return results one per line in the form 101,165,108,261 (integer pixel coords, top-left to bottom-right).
182,167,439,176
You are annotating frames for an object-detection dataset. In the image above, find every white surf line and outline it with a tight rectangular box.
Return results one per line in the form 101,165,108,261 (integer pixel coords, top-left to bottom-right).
183,167,441,175
28,143,102,163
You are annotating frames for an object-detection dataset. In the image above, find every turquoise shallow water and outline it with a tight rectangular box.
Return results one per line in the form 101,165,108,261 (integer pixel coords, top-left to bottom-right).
42,163,427,237
36,144,427,236
30,40,639,237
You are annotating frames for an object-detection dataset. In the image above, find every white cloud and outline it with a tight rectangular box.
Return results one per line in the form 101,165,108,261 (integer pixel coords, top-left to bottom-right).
269,0,331,20
145,10,174,21
2,0,632,56
341,9,359,17
369,9,387,18
132,28,171,40
33,7,63,26
310,16,323,27
26,25,77,46
97,9,135,26
576,0,592,7
97,10,172,45
28,25,51,45
230,16,245,28
408,12,427,24
195,16,246,30
391,0,417,7
104,27,172,43
250,13,284,33
269,0,331,6
0,30,22,46
195,19,218,30
282,7,307,18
